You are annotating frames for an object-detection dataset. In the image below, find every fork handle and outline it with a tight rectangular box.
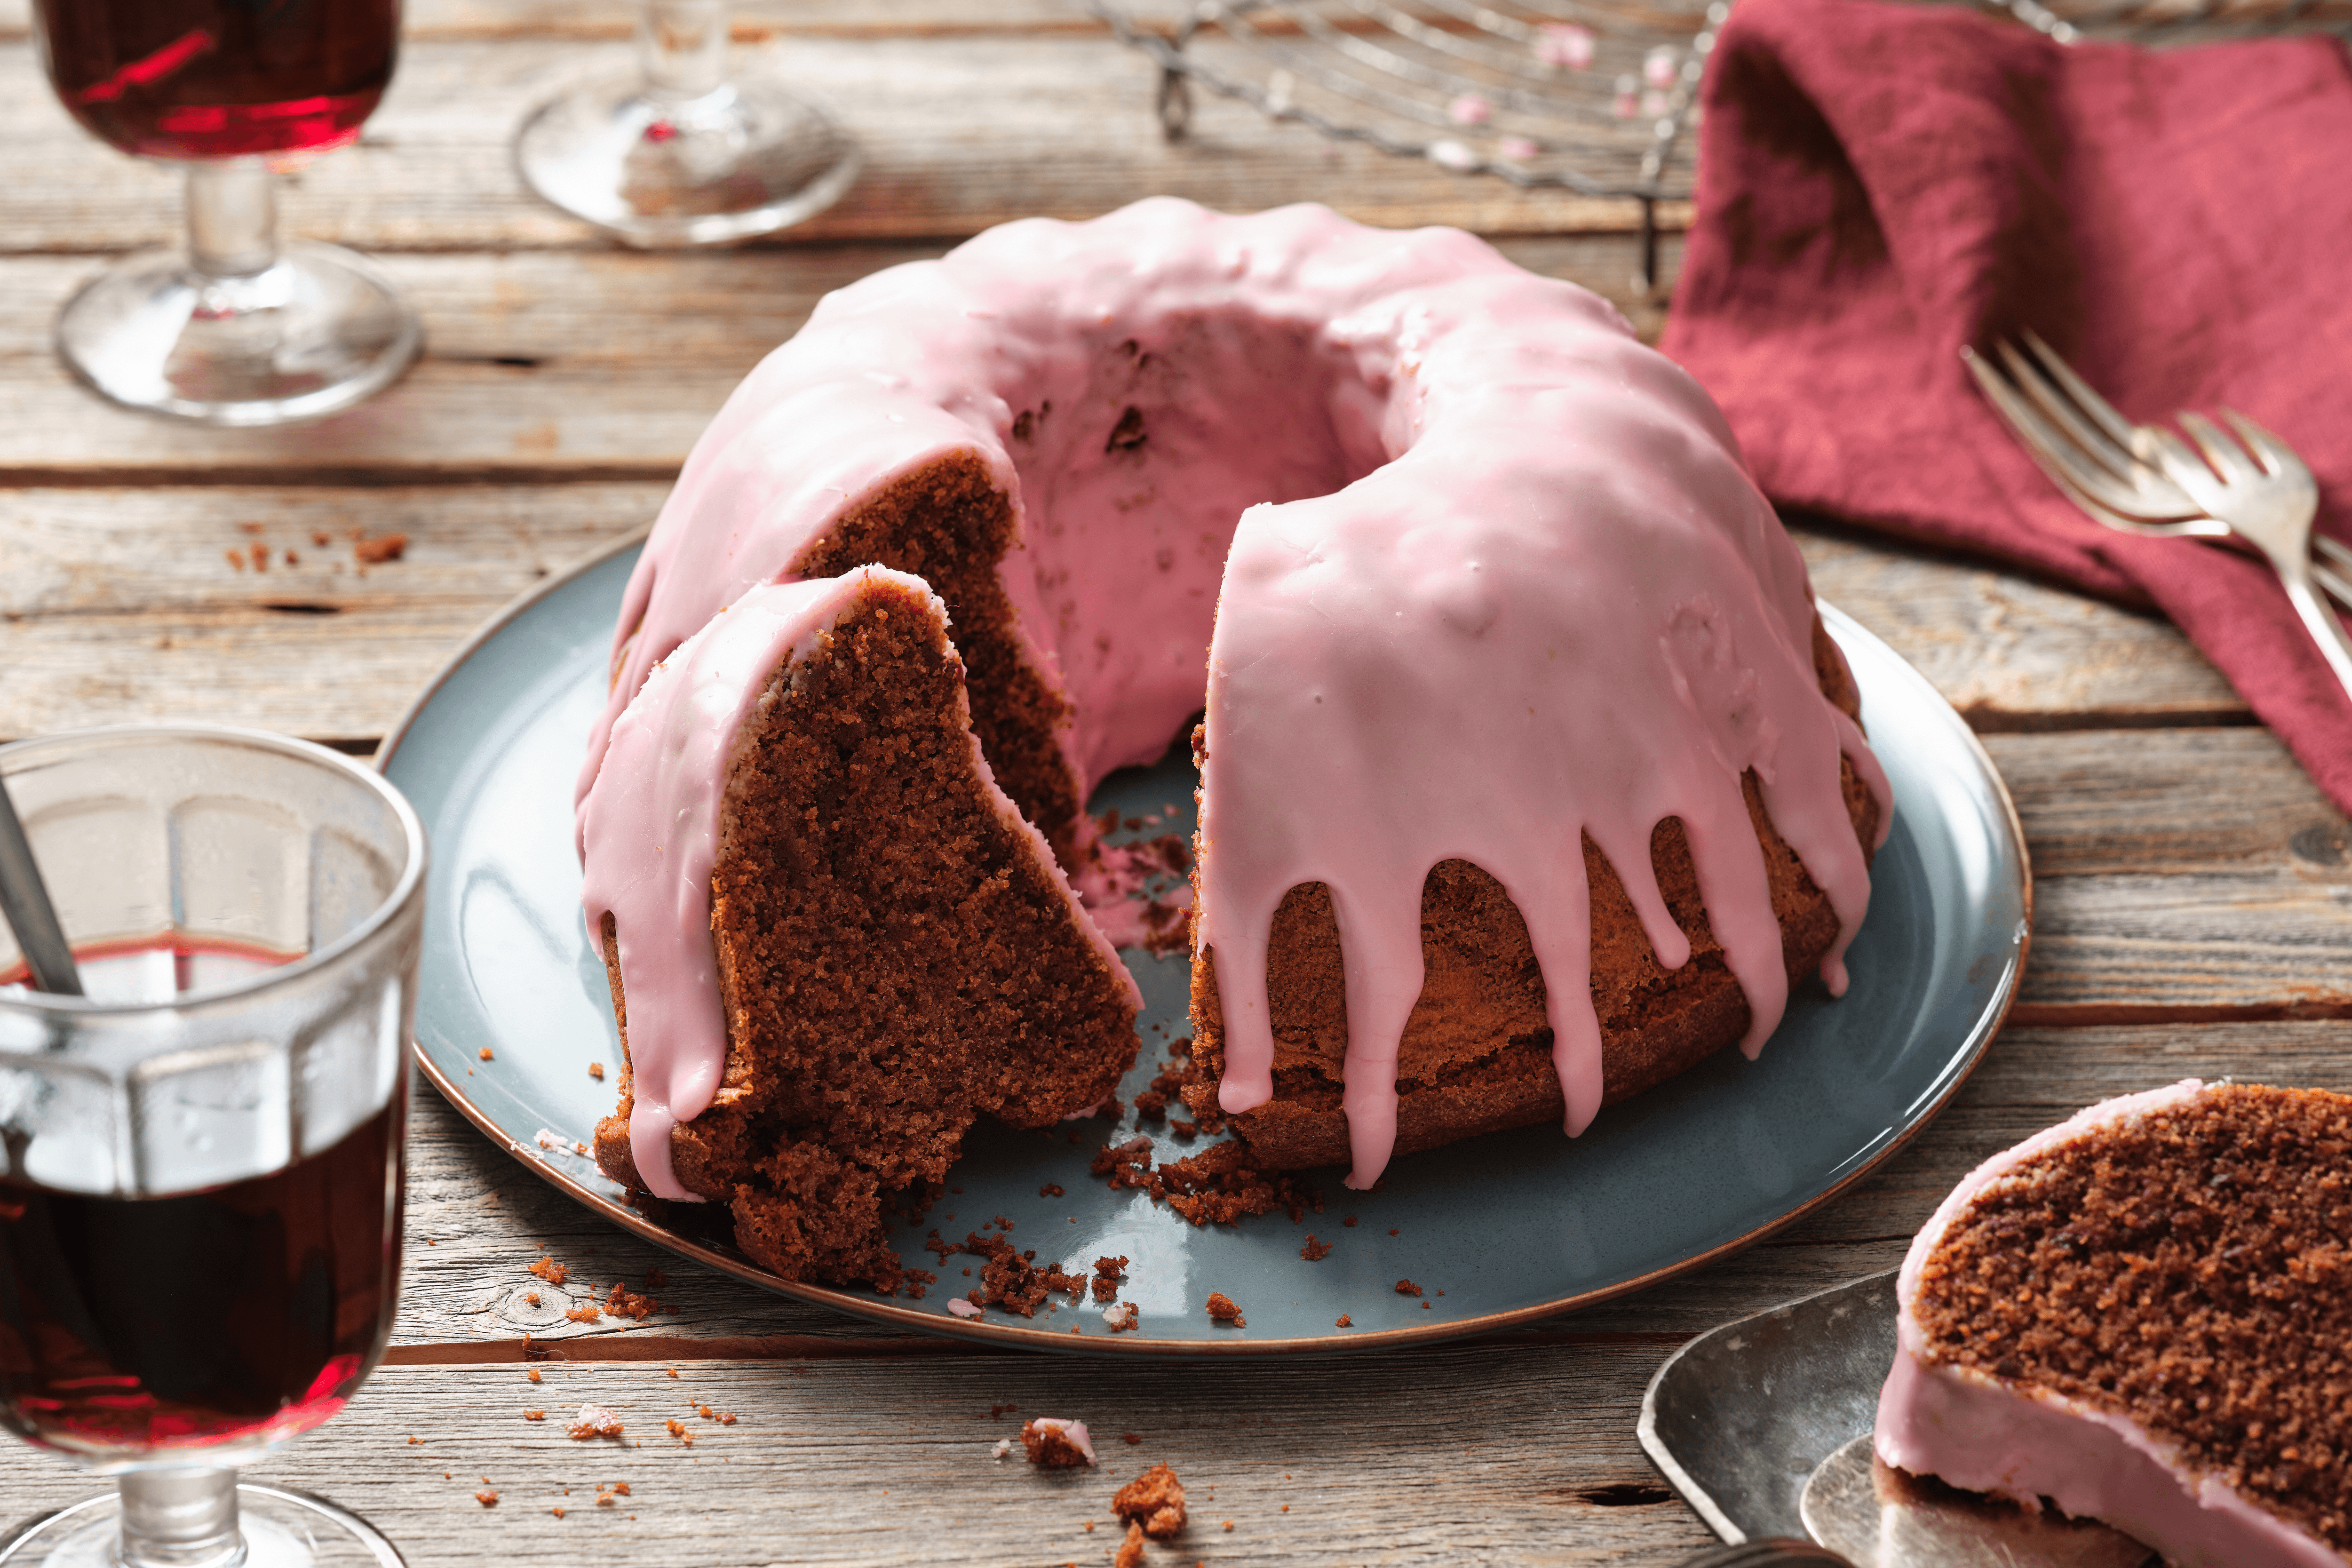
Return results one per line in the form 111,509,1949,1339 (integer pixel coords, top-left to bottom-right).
2278,564,2352,707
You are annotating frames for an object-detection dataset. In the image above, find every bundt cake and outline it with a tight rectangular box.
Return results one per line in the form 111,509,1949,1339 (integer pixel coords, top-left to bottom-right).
1878,1081,2352,1568
575,197,1888,1288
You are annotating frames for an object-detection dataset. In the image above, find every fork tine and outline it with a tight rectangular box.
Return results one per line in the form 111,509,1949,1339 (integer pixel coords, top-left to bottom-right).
2018,330,2146,455
1997,340,2143,488
2001,338,2201,518
2146,422,2229,509
2177,410,2252,484
2220,409,2290,478
1967,348,2198,521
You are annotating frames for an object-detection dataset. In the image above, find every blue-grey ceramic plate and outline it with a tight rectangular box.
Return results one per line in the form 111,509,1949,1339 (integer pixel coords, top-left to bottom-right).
379,532,2030,1356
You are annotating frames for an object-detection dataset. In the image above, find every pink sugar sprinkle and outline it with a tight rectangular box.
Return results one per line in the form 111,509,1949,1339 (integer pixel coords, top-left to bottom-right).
1499,135,1539,162
1645,46,1679,89
1447,93,1491,126
947,1298,982,1318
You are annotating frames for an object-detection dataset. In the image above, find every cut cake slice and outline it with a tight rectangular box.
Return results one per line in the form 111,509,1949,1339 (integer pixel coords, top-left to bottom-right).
583,567,1138,1291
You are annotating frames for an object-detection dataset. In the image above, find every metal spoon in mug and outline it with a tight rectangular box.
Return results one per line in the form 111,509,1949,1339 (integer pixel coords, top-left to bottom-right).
0,772,81,995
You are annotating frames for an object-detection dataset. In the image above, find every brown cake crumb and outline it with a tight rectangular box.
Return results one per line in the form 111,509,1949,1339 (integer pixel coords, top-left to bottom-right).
1112,1522,1145,1568
930,1229,1066,1315
1913,1083,2352,1552
1112,1461,1188,1539
475,1490,498,1506
604,1281,662,1321
1020,1417,1095,1468
1335,1315,1352,1328
564,1305,601,1324
1157,1142,1320,1227
1299,1235,1332,1261
1122,1432,1142,1445
1102,1301,1139,1332
1342,1216,1358,1227
1040,1182,1065,1197
550,1506,564,1519
353,531,408,564
529,1257,569,1286
1396,1279,1422,1297
477,1047,493,1061
1092,1137,1158,1195
523,1410,545,1422
990,1403,1019,1418
589,1062,605,1080
1204,1292,1244,1327
1134,1090,1168,1122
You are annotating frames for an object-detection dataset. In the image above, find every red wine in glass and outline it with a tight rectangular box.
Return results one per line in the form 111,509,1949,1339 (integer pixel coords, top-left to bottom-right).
0,936,405,1461
0,1098,404,1459
29,0,420,425
34,0,400,162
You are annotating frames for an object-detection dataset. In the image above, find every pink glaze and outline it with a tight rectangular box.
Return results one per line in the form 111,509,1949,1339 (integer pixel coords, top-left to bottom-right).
1877,1081,2348,1568
578,567,1135,1202
575,199,1886,1193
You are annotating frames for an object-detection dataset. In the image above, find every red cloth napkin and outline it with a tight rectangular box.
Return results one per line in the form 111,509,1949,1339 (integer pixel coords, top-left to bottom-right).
1660,0,2352,812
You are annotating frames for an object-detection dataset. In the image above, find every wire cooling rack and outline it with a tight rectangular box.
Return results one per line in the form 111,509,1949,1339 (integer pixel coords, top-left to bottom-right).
1089,0,2352,288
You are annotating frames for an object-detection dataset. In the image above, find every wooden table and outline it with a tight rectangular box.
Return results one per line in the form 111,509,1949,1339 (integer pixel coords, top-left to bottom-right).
5,2,2350,1562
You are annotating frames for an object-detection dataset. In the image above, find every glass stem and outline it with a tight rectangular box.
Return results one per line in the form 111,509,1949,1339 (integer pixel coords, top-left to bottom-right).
185,161,278,282
638,0,731,103
116,1468,246,1568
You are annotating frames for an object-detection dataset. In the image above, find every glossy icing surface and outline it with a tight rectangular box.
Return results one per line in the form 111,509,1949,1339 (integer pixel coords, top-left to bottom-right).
575,198,1886,1194
1877,1082,2348,1568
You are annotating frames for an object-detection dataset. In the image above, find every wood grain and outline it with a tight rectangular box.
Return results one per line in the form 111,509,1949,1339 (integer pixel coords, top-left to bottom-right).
0,35,1667,260
0,1353,1724,1566
0,238,1669,481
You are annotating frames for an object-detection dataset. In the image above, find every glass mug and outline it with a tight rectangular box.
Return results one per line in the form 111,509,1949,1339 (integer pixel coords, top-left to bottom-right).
0,727,426,1568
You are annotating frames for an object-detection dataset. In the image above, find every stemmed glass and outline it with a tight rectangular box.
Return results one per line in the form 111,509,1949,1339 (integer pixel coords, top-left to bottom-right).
515,0,860,246
32,1,422,426
0,727,427,1568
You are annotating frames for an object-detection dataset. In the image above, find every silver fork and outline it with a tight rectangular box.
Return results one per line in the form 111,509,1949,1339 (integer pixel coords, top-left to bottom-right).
1963,331,2352,612
2147,409,2352,700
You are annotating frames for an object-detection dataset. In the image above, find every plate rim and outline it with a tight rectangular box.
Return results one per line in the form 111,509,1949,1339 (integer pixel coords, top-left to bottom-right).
379,543,2033,1358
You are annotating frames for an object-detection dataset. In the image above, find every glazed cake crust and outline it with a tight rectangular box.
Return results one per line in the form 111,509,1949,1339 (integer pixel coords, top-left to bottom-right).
1184,616,1880,1169
1880,1081,2352,1568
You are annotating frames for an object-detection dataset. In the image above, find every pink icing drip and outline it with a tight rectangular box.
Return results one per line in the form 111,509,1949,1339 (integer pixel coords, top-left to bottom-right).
1877,1081,2347,1568
574,199,1884,1195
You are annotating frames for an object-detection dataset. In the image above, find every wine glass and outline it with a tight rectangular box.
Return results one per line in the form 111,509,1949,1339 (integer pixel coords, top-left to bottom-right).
515,0,860,247
0,727,427,1568
32,0,422,426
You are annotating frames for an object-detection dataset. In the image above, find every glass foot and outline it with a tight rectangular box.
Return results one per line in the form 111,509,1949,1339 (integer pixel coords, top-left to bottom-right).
516,68,859,246
0,1483,403,1568
56,241,422,428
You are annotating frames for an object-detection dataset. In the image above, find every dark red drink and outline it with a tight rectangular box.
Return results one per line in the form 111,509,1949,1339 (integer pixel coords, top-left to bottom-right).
0,1083,404,1460
34,0,401,161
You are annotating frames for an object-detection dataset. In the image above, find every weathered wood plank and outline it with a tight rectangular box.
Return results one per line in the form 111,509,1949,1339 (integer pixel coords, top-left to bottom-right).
0,483,666,740
0,35,1667,259
392,1021,2352,1354
0,1353,1723,1565
1794,524,2244,729
0,239,1666,480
